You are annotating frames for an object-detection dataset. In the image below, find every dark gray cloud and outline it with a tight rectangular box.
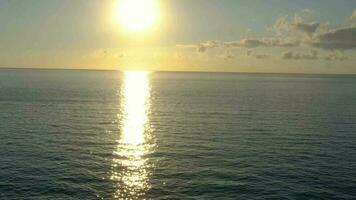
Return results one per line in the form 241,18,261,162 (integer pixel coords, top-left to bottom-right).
282,50,348,61
282,50,318,60
254,54,270,59
309,26,356,50
246,50,271,59
177,38,299,53
293,22,320,37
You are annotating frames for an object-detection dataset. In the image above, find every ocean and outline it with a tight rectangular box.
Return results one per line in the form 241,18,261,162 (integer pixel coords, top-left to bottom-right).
0,68,355,199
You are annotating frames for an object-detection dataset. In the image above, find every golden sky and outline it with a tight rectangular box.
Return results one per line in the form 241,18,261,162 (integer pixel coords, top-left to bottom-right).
0,0,356,74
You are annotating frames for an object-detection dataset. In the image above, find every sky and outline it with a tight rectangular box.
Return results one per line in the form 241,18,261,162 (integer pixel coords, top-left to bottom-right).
0,0,356,74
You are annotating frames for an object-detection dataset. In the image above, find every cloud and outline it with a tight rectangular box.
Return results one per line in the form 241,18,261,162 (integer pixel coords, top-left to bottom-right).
351,9,356,20
272,15,320,38
309,25,356,50
254,54,271,59
224,38,299,48
177,38,299,53
323,52,348,61
246,50,271,59
90,49,125,59
177,40,221,52
246,50,252,56
282,50,348,61
176,44,196,49
197,40,221,52
293,22,320,37
301,8,314,15
281,50,319,60
272,11,321,39
273,15,291,35
219,51,235,60
177,9,355,63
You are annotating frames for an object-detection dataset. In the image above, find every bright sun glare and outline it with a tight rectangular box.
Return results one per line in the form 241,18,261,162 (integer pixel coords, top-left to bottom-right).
116,0,158,32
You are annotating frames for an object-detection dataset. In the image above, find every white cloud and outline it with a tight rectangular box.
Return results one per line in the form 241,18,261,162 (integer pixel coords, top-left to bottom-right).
272,15,320,38
351,9,356,20
301,8,314,15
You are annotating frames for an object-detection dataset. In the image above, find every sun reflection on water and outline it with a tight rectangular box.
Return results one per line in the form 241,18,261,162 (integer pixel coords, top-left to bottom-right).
111,71,154,199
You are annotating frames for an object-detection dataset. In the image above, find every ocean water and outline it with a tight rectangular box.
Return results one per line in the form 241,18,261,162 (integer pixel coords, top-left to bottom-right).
0,69,356,200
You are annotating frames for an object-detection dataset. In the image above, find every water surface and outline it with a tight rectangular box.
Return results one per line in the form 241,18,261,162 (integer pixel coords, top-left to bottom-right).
0,69,356,199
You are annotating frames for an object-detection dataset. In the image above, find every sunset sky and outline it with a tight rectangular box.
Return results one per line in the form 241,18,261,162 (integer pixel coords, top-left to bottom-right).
0,0,355,74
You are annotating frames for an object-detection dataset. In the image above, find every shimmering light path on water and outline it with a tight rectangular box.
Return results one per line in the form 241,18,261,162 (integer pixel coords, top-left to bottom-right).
111,71,155,199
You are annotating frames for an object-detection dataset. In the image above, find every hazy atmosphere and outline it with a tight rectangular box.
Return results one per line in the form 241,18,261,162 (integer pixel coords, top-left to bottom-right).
1,0,356,73
1,1,356,200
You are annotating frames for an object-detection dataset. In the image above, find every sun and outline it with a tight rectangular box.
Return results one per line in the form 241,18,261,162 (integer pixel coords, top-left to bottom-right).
116,0,159,32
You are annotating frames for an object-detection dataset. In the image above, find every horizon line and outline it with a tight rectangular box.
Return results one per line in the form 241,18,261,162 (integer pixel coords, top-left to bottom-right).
0,66,355,76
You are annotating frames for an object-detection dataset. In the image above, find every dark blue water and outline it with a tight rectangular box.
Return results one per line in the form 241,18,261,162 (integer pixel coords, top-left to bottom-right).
0,69,356,199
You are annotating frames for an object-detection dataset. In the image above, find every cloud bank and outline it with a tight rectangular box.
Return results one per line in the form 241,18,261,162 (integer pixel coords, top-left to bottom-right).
177,9,355,61
224,38,299,48
309,26,356,50
281,50,347,61
282,50,319,60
